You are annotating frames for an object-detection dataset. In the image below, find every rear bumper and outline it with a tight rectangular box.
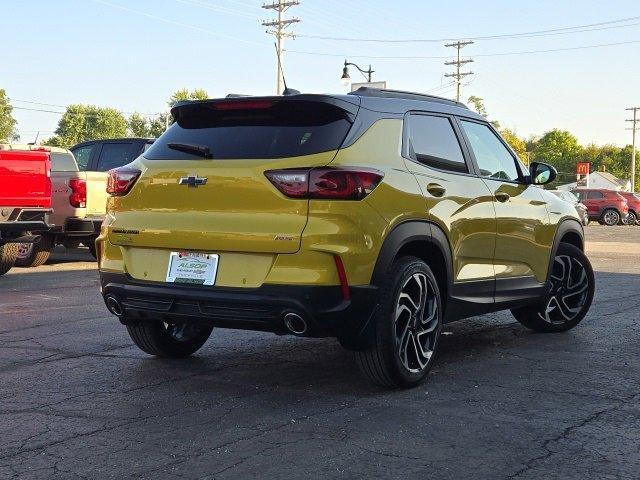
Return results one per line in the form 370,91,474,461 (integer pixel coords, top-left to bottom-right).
0,208,52,242
100,272,379,339
63,218,102,235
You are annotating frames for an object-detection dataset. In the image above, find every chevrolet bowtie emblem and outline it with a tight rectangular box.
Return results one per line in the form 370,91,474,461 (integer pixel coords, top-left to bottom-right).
178,175,208,187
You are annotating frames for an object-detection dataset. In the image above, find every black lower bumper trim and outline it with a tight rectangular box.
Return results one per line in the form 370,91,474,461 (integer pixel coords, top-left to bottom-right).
100,272,378,339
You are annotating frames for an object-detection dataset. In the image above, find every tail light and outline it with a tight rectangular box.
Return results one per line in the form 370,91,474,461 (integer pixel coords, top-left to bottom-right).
265,167,384,200
69,178,87,208
107,168,141,196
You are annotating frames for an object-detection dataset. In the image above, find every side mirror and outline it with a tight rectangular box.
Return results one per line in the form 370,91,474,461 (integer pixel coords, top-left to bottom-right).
529,162,557,185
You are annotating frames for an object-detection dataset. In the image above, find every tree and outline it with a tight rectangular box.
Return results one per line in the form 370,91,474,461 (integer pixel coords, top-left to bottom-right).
530,129,582,175
128,112,151,137
44,105,128,148
0,89,18,142
467,95,500,129
168,88,209,107
499,129,528,161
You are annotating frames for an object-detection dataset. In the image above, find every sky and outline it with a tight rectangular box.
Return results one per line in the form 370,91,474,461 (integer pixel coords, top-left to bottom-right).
2,0,639,146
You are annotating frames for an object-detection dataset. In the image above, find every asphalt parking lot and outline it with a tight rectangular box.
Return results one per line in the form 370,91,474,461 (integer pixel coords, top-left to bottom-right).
1,226,639,479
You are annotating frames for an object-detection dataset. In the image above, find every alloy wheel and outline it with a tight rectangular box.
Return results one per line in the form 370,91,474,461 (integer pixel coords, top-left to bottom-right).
624,211,637,225
395,273,439,373
603,210,620,226
539,255,590,324
16,243,33,260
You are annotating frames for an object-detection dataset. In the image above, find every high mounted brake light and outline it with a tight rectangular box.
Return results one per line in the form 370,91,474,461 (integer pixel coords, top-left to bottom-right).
213,100,275,110
265,167,384,200
107,167,141,196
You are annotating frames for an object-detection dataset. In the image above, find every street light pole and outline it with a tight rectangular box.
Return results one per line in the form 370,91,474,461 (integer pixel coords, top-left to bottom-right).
627,107,639,193
341,60,374,87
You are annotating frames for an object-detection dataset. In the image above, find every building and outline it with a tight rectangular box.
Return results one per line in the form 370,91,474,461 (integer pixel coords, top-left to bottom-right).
558,171,631,192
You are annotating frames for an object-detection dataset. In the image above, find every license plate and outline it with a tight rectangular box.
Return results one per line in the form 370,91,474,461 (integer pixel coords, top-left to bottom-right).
166,252,219,286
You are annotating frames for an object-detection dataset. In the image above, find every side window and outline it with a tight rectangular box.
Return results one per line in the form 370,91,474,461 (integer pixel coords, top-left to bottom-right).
71,146,93,171
460,120,520,181
406,114,468,173
96,143,134,172
588,191,604,199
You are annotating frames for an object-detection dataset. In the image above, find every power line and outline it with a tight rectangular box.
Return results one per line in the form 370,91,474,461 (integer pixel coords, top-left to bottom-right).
444,41,474,102
286,39,640,59
262,1,300,95
9,98,159,117
295,15,640,43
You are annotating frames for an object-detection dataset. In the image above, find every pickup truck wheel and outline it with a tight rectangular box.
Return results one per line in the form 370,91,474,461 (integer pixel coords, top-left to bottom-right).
15,236,53,268
0,244,18,276
126,321,213,358
511,243,594,333
355,256,442,388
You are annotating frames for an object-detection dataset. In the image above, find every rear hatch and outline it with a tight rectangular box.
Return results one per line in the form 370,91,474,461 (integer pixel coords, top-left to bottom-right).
0,148,51,208
108,96,359,254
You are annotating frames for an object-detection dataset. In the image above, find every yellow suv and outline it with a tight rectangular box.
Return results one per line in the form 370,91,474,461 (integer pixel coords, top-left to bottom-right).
97,88,594,388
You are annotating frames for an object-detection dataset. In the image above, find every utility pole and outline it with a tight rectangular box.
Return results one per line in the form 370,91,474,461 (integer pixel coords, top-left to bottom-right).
444,40,474,102
262,1,300,95
627,107,639,193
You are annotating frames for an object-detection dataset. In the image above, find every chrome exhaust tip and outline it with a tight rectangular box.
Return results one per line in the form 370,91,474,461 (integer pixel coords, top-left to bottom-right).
284,312,308,336
105,296,123,317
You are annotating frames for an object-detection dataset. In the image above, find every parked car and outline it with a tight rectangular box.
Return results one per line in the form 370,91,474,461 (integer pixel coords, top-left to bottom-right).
6,146,101,267
572,188,629,226
618,191,640,225
549,190,589,226
69,138,154,256
0,145,52,275
97,89,594,388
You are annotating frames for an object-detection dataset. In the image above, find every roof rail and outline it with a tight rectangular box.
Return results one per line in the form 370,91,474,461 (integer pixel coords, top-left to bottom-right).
348,87,468,109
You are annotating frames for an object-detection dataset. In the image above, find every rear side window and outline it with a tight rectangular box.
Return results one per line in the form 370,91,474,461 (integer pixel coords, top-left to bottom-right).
587,191,604,199
406,114,467,173
50,152,78,172
71,145,93,171
144,100,353,160
96,143,134,171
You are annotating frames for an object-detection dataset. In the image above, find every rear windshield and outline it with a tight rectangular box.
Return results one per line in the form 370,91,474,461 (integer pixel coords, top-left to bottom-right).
144,100,353,160
50,152,78,172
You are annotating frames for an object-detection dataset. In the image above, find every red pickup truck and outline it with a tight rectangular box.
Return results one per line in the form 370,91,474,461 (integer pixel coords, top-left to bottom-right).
0,146,53,275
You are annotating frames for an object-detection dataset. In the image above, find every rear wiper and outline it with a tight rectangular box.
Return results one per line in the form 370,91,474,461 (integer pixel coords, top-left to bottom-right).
167,142,213,159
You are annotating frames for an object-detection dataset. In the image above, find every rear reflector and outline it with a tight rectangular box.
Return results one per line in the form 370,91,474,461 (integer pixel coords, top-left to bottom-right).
334,255,351,300
69,178,87,208
107,168,141,196
265,167,383,200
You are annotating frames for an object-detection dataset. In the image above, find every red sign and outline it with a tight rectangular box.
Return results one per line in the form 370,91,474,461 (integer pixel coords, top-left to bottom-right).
576,162,590,175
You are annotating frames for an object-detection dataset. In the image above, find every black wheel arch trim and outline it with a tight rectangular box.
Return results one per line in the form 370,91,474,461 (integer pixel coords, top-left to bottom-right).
547,218,585,282
371,220,453,291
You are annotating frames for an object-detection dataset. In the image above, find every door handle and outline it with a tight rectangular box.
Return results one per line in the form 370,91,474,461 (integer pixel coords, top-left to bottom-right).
426,183,446,197
495,192,510,203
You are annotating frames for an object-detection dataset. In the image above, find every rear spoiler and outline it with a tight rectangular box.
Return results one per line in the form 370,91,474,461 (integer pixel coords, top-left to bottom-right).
171,94,361,123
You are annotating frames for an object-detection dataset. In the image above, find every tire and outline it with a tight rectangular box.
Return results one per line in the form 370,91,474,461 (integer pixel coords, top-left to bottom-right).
600,209,620,226
15,235,53,268
87,242,97,259
511,243,594,333
0,243,18,276
126,321,213,358
355,256,442,388
623,211,637,226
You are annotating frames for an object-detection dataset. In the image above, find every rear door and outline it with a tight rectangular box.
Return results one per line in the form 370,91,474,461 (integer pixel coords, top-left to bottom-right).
402,112,497,288
108,98,357,254
458,119,552,285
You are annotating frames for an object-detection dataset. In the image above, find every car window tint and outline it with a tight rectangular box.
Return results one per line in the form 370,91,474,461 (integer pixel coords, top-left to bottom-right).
50,152,78,172
406,115,467,173
96,143,134,171
588,191,603,199
460,121,520,181
71,145,93,171
145,101,352,160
